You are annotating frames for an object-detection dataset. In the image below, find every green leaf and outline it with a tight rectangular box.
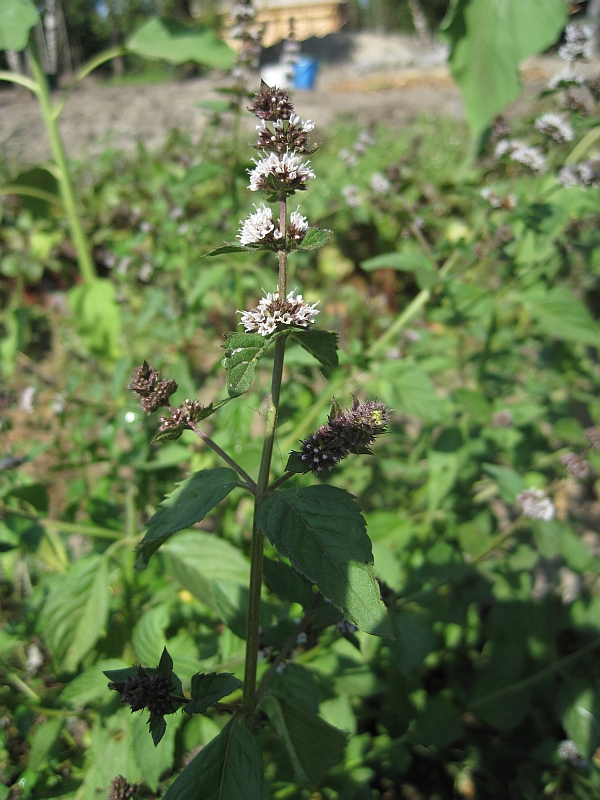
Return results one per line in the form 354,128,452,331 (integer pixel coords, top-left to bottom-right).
296,228,332,251
185,672,242,715
362,251,437,290
561,678,600,758
38,555,110,672
409,693,464,748
441,0,565,136
389,611,435,676
223,331,272,398
68,279,121,361
28,717,64,772
137,468,240,566
521,286,599,347
130,711,180,790
292,330,339,368
367,361,442,423
149,714,167,747
260,695,346,786
257,486,392,638
162,718,263,800
7,167,60,219
126,17,235,69
132,605,169,665
263,557,313,607
180,162,225,188
0,0,39,52
59,659,127,707
206,244,252,256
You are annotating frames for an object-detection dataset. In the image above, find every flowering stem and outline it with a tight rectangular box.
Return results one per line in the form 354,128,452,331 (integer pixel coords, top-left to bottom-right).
278,197,287,296
243,335,287,711
188,421,257,492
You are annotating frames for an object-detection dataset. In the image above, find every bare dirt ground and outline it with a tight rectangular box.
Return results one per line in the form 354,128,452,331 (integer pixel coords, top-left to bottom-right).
0,32,593,166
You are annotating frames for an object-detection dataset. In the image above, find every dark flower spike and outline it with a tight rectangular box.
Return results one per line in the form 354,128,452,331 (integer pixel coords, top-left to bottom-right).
108,776,136,800
105,647,186,746
288,397,390,474
248,81,295,121
130,361,178,414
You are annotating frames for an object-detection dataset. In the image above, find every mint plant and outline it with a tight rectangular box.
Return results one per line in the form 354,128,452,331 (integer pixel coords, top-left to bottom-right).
113,83,392,795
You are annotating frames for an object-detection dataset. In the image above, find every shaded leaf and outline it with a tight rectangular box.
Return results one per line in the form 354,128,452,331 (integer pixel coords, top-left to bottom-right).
263,557,313,607
257,486,392,637
521,286,599,347
162,719,263,800
260,694,346,786
362,251,437,290
296,228,332,251
292,330,339,368
137,468,240,566
185,672,242,715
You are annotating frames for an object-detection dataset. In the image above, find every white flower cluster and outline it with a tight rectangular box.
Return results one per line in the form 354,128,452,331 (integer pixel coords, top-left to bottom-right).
559,23,596,62
480,187,517,210
288,209,308,241
516,488,555,521
239,288,319,336
494,139,546,172
558,740,588,768
557,155,600,188
370,172,391,194
548,68,585,91
238,204,282,245
248,151,315,192
341,184,361,208
534,112,574,143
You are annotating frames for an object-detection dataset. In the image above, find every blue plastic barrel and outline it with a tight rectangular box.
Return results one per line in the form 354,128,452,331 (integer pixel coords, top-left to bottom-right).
293,58,318,90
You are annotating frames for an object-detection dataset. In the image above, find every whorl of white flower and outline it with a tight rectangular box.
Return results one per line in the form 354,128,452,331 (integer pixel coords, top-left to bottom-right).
248,151,315,192
557,155,600,189
516,488,555,521
548,68,585,90
559,22,596,62
494,138,513,158
238,288,319,336
509,141,546,172
238,204,282,245
370,172,392,194
480,187,516,210
288,209,308,241
534,112,574,143
341,184,361,208
339,148,359,168
558,740,587,766
275,114,315,134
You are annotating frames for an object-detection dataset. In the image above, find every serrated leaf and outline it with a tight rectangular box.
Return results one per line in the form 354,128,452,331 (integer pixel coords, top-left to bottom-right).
263,557,313,606
297,228,332,251
0,0,39,52
162,718,263,800
137,468,240,566
521,286,599,347
223,332,271,397
292,330,339,368
126,17,235,69
257,486,392,637
206,244,252,256
441,0,565,136
38,555,110,672
185,672,242,715
362,251,437,290
260,695,346,786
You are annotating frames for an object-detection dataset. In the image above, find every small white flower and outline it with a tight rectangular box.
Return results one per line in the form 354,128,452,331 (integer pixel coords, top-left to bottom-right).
238,288,319,336
494,138,513,158
370,172,391,194
516,488,555,521
238,203,275,245
248,151,315,192
341,184,361,208
557,156,600,188
559,23,596,62
548,68,585,90
289,209,309,241
534,112,574,143
508,140,546,172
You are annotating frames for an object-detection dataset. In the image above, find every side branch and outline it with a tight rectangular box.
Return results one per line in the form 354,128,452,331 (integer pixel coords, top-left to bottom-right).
189,422,257,493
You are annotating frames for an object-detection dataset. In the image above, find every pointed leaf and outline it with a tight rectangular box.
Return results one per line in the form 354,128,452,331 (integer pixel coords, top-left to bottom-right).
149,714,167,747
223,332,271,397
257,486,392,637
0,0,39,52
126,17,235,69
260,695,346,786
296,228,332,251
292,330,339,368
38,555,110,671
206,244,252,256
137,468,240,566
185,672,242,715
162,719,263,800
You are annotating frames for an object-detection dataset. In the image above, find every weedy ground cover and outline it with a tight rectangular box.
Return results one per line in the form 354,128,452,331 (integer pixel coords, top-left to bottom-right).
1,65,600,800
